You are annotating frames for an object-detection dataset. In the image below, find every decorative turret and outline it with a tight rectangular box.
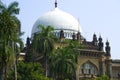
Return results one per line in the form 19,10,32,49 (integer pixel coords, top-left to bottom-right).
77,32,81,41
92,33,98,46
26,37,30,48
105,40,112,79
105,40,111,57
72,32,76,41
60,30,65,42
55,0,57,8
98,35,103,51
83,38,86,44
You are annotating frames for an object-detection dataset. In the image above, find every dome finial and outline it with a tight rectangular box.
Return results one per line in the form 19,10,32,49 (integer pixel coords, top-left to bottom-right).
55,0,57,8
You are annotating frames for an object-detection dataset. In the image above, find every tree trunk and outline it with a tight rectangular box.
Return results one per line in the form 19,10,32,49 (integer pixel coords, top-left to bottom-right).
4,67,7,80
45,53,48,77
0,68,5,80
14,60,17,80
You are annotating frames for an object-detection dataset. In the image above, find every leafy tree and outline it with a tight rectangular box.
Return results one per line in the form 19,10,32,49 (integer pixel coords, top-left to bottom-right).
7,62,51,80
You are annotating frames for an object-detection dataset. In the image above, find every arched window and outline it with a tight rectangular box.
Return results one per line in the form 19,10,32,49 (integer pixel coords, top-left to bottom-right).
85,63,90,74
80,61,98,75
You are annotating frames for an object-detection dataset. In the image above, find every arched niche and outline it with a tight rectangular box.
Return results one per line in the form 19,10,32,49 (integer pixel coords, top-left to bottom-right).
80,61,98,75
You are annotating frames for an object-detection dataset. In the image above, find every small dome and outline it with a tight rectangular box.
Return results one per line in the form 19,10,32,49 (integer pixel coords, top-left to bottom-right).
31,8,82,38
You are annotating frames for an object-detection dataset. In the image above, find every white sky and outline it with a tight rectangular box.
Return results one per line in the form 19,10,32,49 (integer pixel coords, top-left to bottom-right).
4,0,120,59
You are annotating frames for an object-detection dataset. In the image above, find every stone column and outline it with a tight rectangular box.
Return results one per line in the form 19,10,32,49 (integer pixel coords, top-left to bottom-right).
106,59,112,80
99,54,105,76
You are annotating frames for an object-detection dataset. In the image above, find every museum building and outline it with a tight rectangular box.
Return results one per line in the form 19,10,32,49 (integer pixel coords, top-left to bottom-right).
21,1,120,80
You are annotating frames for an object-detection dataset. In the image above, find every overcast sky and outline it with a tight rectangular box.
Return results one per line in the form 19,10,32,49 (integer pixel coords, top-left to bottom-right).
4,0,120,59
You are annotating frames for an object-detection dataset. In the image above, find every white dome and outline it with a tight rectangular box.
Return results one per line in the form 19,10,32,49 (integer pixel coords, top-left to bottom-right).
31,8,82,38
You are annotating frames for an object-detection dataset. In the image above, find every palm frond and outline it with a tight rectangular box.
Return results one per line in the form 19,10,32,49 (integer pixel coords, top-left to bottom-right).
0,1,6,12
7,1,19,15
19,31,25,37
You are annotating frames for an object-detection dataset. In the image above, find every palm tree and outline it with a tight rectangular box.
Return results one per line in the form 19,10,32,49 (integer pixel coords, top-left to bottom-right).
0,1,21,80
32,25,55,77
49,46,77,80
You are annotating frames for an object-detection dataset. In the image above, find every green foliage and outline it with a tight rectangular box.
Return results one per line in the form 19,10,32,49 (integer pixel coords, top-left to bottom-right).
25,51,33,62
7,62,51,80
68,40,85,49
31,25,56,77
0,1,23,80
96,75,109,80
49,46,77,80
32,25,55,54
